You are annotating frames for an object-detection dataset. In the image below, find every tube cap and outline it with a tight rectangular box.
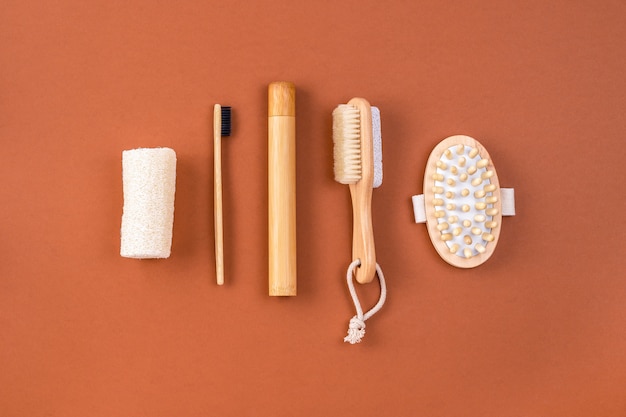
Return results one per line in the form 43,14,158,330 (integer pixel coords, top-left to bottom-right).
268,81,296,116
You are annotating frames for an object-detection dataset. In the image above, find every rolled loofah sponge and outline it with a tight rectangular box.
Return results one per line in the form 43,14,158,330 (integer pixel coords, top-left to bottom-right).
120,147,177,259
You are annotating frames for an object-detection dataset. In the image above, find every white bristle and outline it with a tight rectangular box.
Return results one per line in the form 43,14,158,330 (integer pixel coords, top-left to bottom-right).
332,104,361,184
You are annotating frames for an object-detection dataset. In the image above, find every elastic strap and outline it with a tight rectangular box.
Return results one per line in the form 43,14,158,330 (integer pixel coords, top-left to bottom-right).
412,188,516,223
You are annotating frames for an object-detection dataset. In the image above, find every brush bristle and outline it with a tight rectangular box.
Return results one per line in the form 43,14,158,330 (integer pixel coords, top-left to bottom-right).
221,106,231,137
332,104,361,184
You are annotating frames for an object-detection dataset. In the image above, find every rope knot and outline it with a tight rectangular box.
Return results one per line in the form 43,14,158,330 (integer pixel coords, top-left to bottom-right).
344,316,366,344
343,260,387,345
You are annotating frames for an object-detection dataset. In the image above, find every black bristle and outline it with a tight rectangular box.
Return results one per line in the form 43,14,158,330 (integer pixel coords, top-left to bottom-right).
221,106,231,136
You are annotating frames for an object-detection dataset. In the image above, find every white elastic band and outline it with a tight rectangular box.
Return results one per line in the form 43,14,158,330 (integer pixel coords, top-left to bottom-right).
412,188,516,223
412,194,426,223
344,260,387,344
500,188,515,216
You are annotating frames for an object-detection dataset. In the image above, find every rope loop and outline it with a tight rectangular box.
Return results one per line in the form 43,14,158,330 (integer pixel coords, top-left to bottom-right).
343,259,387,344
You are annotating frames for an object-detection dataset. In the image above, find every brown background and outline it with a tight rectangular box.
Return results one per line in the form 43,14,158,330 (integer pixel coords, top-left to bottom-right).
1,0,625,416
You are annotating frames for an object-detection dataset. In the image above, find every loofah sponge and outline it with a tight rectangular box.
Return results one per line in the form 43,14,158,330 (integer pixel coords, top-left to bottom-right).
120,147,177,259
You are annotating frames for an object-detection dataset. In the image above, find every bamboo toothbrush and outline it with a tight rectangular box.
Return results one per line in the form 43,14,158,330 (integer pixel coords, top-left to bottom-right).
214,104,231,285
332,98,382,284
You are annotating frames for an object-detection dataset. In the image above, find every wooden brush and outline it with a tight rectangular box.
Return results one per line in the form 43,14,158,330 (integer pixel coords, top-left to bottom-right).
422,135,505,268
332,98,382,284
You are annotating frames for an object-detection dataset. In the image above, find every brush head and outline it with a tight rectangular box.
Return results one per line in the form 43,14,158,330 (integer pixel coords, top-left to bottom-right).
424,135,502,268
220,106,231,137
332,102,382,187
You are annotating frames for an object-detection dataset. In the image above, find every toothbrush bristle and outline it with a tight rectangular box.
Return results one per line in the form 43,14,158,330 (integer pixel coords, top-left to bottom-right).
332,104,362,184
221,106,231,137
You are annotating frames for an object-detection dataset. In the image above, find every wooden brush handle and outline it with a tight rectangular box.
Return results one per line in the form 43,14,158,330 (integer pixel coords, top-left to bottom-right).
268,82,296,296
213,104,224,285
348,98,376,284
